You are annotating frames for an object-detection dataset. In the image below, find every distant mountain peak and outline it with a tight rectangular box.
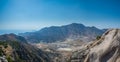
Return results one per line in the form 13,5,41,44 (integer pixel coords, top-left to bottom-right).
19,23,106,43
70,23,84,25
65,23,85,27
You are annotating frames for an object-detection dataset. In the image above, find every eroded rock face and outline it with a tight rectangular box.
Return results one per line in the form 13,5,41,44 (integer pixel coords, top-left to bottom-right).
70,29,120,62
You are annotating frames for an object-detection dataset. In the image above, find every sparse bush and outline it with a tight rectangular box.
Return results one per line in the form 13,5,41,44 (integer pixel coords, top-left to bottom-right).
0,41,8,48
96,36,101,40
0,48,3,56
7,56,14,62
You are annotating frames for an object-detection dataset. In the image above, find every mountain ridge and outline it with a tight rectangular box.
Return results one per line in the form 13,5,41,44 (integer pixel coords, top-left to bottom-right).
0,33,27,43
19,23,106,43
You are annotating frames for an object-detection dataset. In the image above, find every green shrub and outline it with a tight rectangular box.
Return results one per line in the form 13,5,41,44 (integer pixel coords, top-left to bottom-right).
0,41,8,48
0,48,3,56
96,36,101,40
7,56,14,62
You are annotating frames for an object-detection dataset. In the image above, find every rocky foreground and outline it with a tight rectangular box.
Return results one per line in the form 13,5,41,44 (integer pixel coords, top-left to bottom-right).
70,29,120,62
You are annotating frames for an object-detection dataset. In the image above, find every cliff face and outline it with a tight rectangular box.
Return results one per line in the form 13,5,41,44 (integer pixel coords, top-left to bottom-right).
70,29,120,62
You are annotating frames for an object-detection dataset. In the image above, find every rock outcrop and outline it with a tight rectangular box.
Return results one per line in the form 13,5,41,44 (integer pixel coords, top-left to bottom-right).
70,29,120,62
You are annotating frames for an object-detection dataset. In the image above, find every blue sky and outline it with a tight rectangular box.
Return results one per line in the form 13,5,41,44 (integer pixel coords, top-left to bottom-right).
0,0,120,34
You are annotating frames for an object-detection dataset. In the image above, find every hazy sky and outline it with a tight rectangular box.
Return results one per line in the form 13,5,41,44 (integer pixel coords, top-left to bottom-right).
0,0,120,32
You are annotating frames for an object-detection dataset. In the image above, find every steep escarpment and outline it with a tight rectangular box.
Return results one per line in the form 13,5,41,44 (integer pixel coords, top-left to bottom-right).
70,29,120,62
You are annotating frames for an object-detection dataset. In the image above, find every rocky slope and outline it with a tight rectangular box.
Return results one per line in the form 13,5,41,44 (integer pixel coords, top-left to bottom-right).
19,23,105,43
0,34,51,62
70,29,120,62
